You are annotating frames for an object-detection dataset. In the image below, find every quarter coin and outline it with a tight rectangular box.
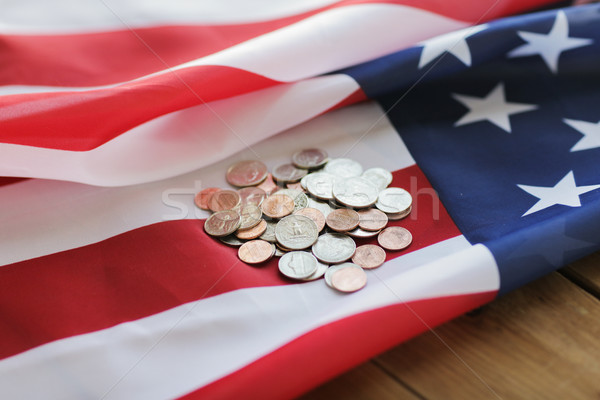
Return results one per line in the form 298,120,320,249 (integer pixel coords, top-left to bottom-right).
292,148,329,169
332,177,378,208
324,158,363,178
204,210,241,237
236,219,267,240
377,227,412,251
312,233,356,264
238,204,262,230
226,160,268,187
272,163,307,183
326,208,360,232
194,187,221,210
331,265,367,293
375,187,412,214
362,167,393,190
261,194,295,219
259,220,278,243
238,187,267,207
357,208,388,231
278,251,318,279
293,207,326,232
305,172,338,201
275,215,319,250
238,240,275,264
352,244,386,269
208,190,241,212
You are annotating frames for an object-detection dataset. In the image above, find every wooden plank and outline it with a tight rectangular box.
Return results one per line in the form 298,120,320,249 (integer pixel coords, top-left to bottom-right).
300,361,421,400
374,272,600,400
561,252,600,298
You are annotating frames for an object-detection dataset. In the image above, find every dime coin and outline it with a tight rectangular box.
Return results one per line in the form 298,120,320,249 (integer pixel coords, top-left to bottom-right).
204,210,241,237
324,158,363,178
305,172,337,200
331,265,367,293
326,209,360,232
312,233,356,264
238,204,262,230
362,167,393,191
272,163,307,183
278,251,318,279
238,187,267,207
378,227,412,251
261,194,295,219
274,247,287,257
299,260,329,281
259,220,278,243
257,173,279,195
238,240,275,264
275,215,319,250
332,177,378,208
236,219,267,240
209,190,241,212
194,187,221,210
292,148,329,169
293,207,326,232
347,227,380,239
219,235,245,247
324,262,361,287
386,205,412,220
226,160,268,187
275,188,308,212
357,208,388,231
307,197,333,218
352,244,386,269
375,187,412,214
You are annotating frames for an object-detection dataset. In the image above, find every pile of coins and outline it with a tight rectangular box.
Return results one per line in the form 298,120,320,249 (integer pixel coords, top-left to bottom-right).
198,149,413,293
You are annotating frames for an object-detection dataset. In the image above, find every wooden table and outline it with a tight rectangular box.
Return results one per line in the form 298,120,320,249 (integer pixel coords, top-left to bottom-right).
302,252,600,399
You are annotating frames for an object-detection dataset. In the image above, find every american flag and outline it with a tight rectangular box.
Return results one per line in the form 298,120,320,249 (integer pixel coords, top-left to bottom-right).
1,1,598,398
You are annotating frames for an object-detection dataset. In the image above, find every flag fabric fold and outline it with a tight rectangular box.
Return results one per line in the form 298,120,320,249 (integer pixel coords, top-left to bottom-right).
1,1,599,399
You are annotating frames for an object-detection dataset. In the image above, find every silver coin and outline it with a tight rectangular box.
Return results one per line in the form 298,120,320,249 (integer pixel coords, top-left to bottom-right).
300,260,329,281
332,177,379,208
324,158,363,178
274,246,287,257
386,205,412,220
275,215,319,250
347,227,381,238
300,174,309,190
259,220,278,243
292,148,329,169
238,187,267,207
324,262,362,288
376,187,412,214
311,233,356,264
279,251,318,279
219,235,246,247
275,188,308,212
238,204,262,230
272,163,307,183
362,167,393,191
307,197,333,218
305,172,338,200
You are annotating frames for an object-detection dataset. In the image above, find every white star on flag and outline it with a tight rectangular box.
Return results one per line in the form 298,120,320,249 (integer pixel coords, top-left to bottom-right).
563,118,600,152
517,171,600,216
507,10,593,73
452,82,537,133
418,25,487,69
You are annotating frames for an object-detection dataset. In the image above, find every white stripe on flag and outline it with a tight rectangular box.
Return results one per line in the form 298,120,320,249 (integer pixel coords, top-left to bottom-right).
0,239,498,400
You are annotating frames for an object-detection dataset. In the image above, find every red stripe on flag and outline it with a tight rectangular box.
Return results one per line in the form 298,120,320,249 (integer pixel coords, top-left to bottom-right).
180,290,497,400
0,166,460,360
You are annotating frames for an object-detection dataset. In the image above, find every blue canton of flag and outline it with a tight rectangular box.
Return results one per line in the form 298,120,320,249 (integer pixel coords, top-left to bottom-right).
344,4,600,294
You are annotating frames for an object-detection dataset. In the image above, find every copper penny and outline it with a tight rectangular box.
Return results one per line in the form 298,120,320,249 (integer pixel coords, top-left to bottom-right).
256,173,280,196
238,240,275,264
194,187,221,210
377,227,412,251
226,160,268,187
292,148,328,169
204,210,241,237
331,266,367,293
293,207,326,232
236,219,267,240
352,244,386,269
326,208,360,232
208,190,241,212
272,163,307,183
357,208,388,231
261,194,295,219
238,187,267,207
